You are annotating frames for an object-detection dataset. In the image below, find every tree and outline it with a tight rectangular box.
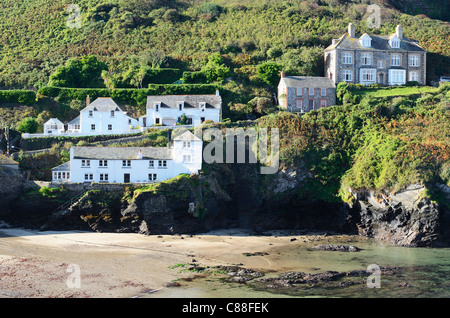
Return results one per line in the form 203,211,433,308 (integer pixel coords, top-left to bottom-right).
257,62,282,86
48,55,107,88
201,53,230,83
17,117,38,133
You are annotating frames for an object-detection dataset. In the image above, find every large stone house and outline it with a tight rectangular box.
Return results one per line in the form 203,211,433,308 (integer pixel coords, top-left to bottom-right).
140,91,222,127
277,73,336,113
325,23,427,86
51,130,203,184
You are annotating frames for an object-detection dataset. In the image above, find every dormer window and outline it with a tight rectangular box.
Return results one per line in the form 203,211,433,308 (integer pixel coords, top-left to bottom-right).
154,102,161,112
200,102,206,111
88,110,93,117
389,36,400,49
110,110,115,117
177,102,184,111
360,34,372,48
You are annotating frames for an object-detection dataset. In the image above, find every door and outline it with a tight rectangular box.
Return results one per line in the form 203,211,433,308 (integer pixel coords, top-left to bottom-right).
308,100,314,111
378,73,384,85
124,173,130,183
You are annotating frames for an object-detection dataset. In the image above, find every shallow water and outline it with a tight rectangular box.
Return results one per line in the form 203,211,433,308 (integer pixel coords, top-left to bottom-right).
147,235,450,298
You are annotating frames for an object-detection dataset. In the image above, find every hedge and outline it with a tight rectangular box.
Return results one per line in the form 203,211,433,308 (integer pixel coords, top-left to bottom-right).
0,90,36,105
38,84,221,105
146,68,183,84
182,71,209,84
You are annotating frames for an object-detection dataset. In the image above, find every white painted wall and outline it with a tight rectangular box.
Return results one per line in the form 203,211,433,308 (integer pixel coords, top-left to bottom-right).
79,109,139,135
145,107,220,127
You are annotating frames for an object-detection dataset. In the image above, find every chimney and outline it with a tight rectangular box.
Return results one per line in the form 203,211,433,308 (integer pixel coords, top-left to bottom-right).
216,89,220,96
332,39,338,46
86,95,90,106
138,149,143,160
348,23,355,38
280,70,286,78
396,25,403,40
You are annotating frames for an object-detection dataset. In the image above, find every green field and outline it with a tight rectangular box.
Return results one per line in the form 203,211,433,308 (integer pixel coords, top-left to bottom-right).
352,86,439,98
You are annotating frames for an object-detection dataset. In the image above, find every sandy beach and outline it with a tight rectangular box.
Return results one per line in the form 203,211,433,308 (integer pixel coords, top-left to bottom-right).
0,227,328,298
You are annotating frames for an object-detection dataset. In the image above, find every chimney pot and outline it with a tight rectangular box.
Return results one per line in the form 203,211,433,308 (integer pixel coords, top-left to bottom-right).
86,95,90,106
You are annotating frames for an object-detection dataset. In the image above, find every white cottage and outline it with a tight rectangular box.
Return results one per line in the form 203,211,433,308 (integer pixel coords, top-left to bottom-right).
141,92,222,128
52,131,203,184
43,118,65,134
77,97,139,135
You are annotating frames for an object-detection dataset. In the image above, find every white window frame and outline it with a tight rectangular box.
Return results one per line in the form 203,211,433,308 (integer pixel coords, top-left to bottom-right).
158,160,167,169
391,54,400,66
343,70,353,82
308,88,315,96
320,100,327,108
183,141,191,148
183,155,192,163
362,53,372,65
360,69,376,84
409,71,419,82
296,99,303,110
149,160,154,168
377,60,384,69
389,69,406,85
296,88,302,96
91,124,95,131
342,52,353,65
409,55,419,67
81,160,90,167
122,160,131,167
321,88,327,97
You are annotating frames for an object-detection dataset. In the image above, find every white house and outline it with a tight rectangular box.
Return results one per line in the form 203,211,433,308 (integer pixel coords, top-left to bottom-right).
140,91,222,128
51,130,203,184
24,97,140,138
73,97,139,135
43,118,65,134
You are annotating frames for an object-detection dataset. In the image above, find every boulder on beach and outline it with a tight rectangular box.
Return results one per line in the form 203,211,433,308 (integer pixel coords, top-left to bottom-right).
311,244,361,252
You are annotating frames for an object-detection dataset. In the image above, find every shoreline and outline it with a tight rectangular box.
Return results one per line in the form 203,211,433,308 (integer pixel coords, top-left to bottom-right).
0,227,412,298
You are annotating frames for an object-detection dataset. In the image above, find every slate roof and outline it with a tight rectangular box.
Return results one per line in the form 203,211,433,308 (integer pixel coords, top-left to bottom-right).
44,118,64,125
279,76,336,88
172,131,202,141
80,97,123,113
326,33,426,52
146,94,222,110
0,154,18,165
52,161,70,171
68,116,80,125
72,147,173,160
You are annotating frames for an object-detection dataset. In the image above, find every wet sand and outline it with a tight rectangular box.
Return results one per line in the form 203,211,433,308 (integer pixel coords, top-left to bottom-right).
0,227,340,298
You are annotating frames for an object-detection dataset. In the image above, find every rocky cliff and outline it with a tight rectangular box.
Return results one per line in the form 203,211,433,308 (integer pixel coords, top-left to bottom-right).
16,162,448,247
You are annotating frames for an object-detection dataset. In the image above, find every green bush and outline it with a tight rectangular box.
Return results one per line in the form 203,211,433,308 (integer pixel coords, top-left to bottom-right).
0,90,36,105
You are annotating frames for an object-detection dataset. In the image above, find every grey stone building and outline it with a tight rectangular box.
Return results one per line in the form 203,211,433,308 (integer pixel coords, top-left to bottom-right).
325,23,427,86
277,72,336,114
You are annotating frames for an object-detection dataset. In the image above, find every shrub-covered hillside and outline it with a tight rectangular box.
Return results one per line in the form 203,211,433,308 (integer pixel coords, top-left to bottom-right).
0,0,449,91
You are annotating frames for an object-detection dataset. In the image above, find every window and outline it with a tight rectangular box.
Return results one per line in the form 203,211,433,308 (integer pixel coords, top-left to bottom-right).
320,100,327,108
360,69,376,83
128,119,132,125
149,174,157,181
296,99,303,110
362,53,372,65
342,53,353,64
409,55,419,67
88,110,93,117
343,70,353,82
91,124,96,131
178,102,184,111
409,71,419,82
122,160,131,167
81,160,90,167
155,118,160,124
155,103,160,112
99,160,108,167
183,141,191,148
110,110,115,117
58,172,61,179
308,100,314,111
391,54,400,66
67,172,70,179
100,174,109,182
108,124,112,131
377,60,384,69
201,117,205,123
158,160,167,168
296,88,302,96
390,38,400,48
200,102,206,111
183,155,192,163
84,174,93,181
361,38,371,48
321,88,327,96
389,69,406,85
309,88,315,96
149,160,154,168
